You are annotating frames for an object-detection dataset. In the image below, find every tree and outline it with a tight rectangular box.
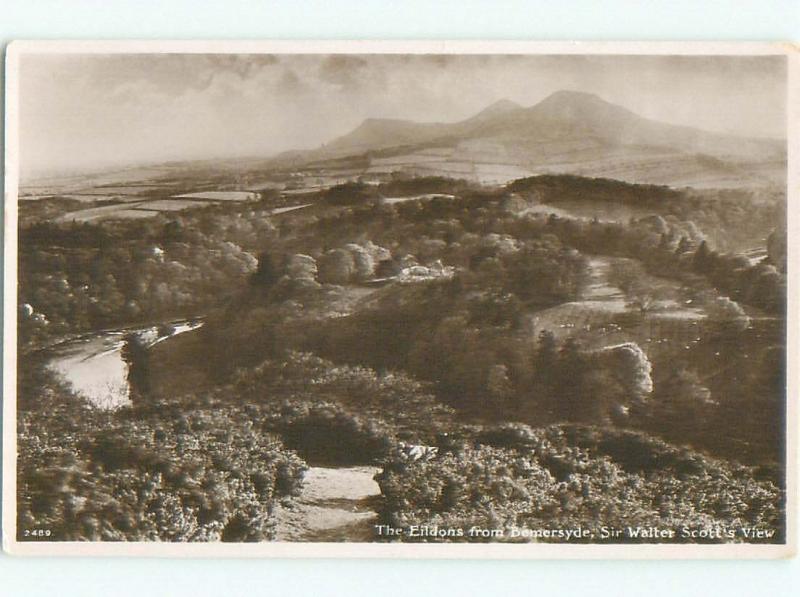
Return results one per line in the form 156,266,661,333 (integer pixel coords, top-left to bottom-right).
318,249,356,284
535,330,557,370
692,240,712,273
530,330,558,417
252,251,279,286
162,219,184,243
650,366,714,436
675,235,693,254
555,338,587,421
487,364,514,410
122,333,151,402
767,228,787,272
609,259,656,314
707,296,751,333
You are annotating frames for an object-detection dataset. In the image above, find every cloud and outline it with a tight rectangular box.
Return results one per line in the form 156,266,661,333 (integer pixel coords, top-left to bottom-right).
17,53,787,178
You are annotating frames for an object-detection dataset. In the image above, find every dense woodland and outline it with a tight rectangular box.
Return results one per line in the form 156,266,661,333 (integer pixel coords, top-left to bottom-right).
18,174,786,542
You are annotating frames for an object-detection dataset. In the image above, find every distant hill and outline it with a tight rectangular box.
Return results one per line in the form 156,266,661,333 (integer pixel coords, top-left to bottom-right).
276,90,786,189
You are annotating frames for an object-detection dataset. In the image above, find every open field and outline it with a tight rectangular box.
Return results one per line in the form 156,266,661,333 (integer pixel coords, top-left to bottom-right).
133,199,210,212
66,185,170,196
174,191,258,201
19,165,181,196
529,256,707,352
56,202,152,222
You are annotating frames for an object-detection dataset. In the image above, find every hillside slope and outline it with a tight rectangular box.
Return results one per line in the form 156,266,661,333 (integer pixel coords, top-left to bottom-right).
288,91,786,188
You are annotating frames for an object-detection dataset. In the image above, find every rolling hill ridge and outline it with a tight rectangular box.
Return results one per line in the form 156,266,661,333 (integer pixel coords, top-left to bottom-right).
288,90,786,189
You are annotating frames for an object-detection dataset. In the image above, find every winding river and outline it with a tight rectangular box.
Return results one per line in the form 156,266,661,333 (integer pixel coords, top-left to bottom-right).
46,319,203,409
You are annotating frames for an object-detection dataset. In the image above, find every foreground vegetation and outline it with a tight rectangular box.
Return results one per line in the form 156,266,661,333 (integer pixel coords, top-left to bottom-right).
17,350,453,541
19,350,783,543
18,367,307,541
377,423,782,543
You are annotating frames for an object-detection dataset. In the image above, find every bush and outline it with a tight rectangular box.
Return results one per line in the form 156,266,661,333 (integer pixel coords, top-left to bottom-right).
17,375,306,542
476,422,541,450
263,401,394,465
230,351,456,443
377,424,782,543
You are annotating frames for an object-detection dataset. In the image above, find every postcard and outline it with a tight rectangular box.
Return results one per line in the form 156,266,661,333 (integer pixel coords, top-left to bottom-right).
3,41,797,558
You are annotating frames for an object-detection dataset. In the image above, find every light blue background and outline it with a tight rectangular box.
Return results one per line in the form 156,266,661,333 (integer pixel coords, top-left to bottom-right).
1,1,798,595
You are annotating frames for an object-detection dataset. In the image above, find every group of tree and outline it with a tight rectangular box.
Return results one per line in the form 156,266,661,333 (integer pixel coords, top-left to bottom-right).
18,204,281,347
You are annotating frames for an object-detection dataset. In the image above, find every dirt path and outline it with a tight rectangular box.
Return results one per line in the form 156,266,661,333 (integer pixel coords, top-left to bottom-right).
273,466,381,542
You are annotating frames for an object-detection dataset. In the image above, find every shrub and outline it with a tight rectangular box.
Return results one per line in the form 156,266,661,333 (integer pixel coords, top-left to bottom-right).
377,424,783,543
263,401,394,465
17,375,306,542
230,351,456,442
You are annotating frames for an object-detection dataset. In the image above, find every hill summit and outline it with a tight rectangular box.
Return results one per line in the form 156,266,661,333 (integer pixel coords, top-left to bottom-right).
289,90,786,188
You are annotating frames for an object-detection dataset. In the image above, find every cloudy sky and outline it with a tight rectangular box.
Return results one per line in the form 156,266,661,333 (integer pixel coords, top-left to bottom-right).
18,53,787,179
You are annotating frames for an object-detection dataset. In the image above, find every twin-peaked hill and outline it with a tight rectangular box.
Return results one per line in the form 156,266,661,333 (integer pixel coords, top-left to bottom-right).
278,91,786,189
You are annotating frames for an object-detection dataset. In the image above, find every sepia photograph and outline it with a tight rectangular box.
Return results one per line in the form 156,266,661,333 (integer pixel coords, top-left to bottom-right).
2,41,796,558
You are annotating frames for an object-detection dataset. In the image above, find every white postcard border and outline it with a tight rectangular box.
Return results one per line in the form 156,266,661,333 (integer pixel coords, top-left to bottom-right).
3,39,797,559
